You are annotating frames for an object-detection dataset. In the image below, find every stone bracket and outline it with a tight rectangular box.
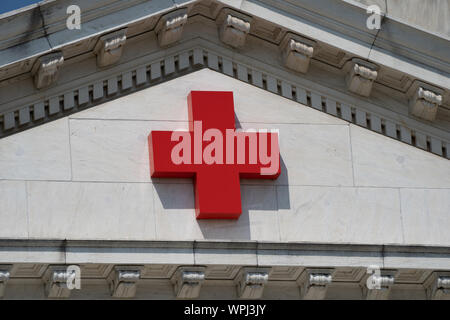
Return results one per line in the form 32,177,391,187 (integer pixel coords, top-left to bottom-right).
217,9,252,48
107,266,142,298
346,58,378,97
407,80,444,121
31,52,64,89
425,272,450,300
235,267,270,299
156,8,188,47
94,29,127,68
280,33,316,73
297,268,334,300
43,266,75,298
171,266,206,299
0,266,11,299
361,269,396,300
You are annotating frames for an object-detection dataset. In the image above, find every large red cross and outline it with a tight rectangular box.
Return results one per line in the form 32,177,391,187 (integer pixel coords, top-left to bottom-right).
148,91,280,219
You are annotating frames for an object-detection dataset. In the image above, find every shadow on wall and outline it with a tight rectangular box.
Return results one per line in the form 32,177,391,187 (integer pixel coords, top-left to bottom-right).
152,157,290,241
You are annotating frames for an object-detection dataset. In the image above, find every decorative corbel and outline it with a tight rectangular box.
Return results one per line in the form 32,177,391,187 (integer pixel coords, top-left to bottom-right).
218,11,251,48
94,29,127,68
407,81,444,121
0,267,11,298
107,266,142,298
44,266,75,298
156,8,188,47
346,58,378,97
361,269,396,300
280,33,315,73
171,266,206,299
31,52,64,89
235,267,270,299
425,272,450,300
297,268,333,300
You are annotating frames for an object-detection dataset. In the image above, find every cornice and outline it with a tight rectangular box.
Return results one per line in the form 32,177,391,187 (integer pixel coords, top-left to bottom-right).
0,0,448,159
0,0,449,85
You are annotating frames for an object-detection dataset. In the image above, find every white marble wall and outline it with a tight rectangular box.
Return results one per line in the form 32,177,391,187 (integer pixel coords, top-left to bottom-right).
1,69,449,246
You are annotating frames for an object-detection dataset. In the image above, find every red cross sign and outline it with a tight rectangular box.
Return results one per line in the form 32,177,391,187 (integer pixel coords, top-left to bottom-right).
148,91,280,219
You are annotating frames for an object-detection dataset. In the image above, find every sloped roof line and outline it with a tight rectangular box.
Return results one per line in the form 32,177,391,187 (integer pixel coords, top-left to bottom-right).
0,0,448,89
0,41,448,159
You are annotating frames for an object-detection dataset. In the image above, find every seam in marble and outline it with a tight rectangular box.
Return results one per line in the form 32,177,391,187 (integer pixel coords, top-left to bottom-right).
2,178,450,190
348,124,356,187
67,118,74,181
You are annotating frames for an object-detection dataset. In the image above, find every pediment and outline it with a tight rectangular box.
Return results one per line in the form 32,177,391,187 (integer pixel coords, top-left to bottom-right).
0,0,448,160
0,41,448,160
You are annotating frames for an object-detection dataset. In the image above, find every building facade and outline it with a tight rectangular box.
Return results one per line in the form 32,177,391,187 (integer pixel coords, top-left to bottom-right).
0,0,449,299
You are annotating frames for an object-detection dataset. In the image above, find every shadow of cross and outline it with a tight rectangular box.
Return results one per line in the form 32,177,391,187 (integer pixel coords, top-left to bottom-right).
148,91,280,219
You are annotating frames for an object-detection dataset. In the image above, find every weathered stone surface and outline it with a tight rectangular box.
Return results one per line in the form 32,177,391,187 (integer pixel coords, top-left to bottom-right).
277,186,403,244
0,181,27,239
0,118,71,180
400,189,450,246
27,181,155,240
350,125,450,188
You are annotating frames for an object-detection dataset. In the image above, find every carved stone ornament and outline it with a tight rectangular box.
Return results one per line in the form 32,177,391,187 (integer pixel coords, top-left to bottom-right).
409,86,443,121
235,268,270,299
346,58,378,97
156,9,188,47
94,29,127,67
425,272,450,300
172,266,206,299
31,52,64,89
280,33,316,73
219,14,251,48
44,267,74,298
0,268,11,298
107,266,142,298
297,268,333,300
